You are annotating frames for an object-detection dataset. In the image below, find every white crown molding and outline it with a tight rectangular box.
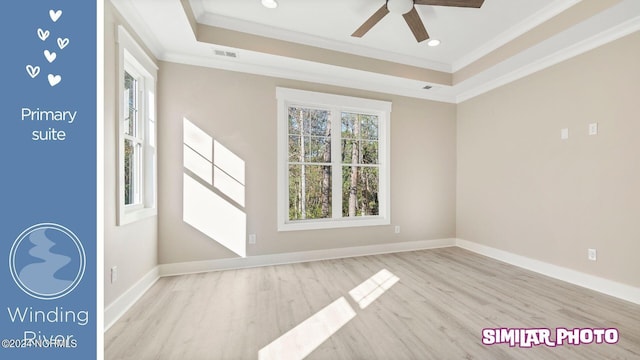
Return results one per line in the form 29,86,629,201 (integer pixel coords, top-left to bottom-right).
161,51,457,103
198,12,452,73
189,0,205,20
452,0,581,72
455,5,640,103
110,0,164,57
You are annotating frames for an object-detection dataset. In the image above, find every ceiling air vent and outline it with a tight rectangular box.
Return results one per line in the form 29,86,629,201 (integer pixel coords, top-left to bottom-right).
213,49,238,58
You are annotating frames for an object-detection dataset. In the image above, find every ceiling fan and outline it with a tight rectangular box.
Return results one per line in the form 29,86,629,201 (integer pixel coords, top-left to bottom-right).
352,0,485,43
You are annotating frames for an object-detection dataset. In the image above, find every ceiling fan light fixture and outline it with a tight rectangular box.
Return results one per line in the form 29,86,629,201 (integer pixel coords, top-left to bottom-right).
386,0,414,15
261,0,278,9
427,39,441,47
352,0,483,42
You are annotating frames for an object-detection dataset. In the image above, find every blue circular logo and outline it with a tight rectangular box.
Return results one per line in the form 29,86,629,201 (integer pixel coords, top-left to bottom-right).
9,223,86,300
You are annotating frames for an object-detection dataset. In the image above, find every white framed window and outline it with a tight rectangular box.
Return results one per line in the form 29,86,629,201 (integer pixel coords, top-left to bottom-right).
277,87,391,231
116,26,157,225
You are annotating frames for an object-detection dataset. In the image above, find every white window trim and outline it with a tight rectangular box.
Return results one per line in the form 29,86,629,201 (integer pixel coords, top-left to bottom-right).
276,87,391,231
116,25,158,225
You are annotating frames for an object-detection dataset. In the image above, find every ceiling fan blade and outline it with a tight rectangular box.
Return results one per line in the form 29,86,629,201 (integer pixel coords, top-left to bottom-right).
403,7,429,42
352,4,390,38
414,0,485,8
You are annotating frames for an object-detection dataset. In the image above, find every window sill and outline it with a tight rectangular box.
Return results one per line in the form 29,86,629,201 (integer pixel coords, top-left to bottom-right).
117,207,157,226
278,216,390,232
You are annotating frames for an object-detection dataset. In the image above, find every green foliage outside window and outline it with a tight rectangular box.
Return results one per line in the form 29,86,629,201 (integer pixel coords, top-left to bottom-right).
287,107,379,220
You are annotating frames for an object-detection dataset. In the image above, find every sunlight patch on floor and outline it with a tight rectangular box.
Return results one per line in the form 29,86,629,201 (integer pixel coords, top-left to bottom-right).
348,268,400,309
259,269,400,359
258,297,356,360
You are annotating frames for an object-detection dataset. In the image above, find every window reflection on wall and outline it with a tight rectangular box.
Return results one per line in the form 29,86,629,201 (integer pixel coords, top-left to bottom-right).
182,118,246,257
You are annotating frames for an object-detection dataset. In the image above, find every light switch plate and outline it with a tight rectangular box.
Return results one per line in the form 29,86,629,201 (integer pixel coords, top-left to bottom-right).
561,128,569,140
111,266,118,283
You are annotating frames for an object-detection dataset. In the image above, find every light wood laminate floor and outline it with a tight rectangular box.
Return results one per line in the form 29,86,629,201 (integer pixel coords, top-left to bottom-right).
105,247,640,359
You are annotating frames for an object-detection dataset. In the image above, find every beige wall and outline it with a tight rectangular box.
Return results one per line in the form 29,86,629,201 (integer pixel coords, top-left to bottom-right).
457,31,640,287
104,2,158,307
157,62,457,263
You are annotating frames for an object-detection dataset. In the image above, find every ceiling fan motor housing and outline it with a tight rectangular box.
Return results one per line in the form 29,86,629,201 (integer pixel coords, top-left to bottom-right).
353,0,484,42
387,0,414,14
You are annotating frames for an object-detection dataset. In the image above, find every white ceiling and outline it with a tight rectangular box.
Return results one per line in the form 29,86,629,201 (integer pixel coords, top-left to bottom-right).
112,0,640,102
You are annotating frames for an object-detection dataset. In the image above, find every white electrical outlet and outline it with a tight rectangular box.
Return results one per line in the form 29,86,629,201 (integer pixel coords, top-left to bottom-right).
111,266,118,283
248,234,257,244
588,123,598,135
561,128,569,140
588,248,597,261
394,226,400,234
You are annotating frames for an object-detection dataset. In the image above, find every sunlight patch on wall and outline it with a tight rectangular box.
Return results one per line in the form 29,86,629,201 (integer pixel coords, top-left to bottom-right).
183,173,246,257
182,117,246,257
214,140,245,207
184,118,213,184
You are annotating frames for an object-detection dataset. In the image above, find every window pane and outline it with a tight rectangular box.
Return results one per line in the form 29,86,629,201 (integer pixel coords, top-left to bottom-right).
288,107,332,164
124,71,137,136
341,112,379,165
288,135,301,162
288,165,332,220
305,135,331,163
288,135,331,163
341,138,354,163
361,140,378,164
360,115,379,140
124,139,143,206
342,166,379,217
288,107,330,136
341,112,357,139
342,112,378,138
341,140,379,164
124,139,135,205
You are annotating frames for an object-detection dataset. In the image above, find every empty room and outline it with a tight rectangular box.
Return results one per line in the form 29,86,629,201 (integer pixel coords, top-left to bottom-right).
103,0,640,359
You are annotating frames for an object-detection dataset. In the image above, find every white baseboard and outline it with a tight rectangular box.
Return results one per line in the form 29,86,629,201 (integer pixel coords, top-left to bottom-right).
456,238,640,305
104,266,160,331
159,238,456,277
